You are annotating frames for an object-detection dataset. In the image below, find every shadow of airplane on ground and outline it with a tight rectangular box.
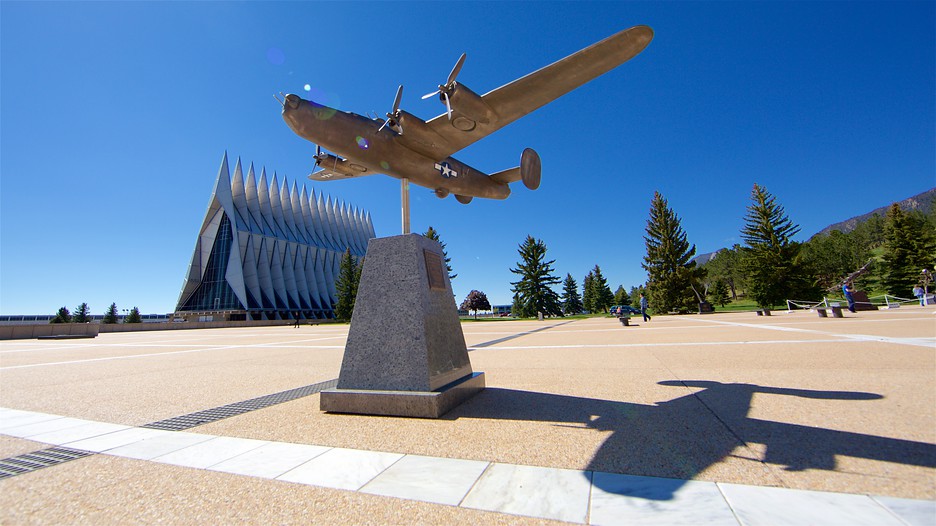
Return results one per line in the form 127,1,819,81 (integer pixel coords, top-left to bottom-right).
445,380,936,499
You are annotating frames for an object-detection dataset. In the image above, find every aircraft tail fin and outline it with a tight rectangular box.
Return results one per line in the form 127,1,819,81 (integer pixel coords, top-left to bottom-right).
490,148,541,190
489,166,521,185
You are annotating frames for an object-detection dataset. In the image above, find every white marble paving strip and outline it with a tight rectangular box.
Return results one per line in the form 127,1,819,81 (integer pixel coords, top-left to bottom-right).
0,410,64,432
361,454,490,506
153,436,270,469
718,483,907,526
871,495,936,526
3,407,935,526
64,427,170,453
461,463,592,524
210,441,332,479
277,447,403,491
27,421,130,446
590,472,739,525
1,416,93,439
105,431,215,461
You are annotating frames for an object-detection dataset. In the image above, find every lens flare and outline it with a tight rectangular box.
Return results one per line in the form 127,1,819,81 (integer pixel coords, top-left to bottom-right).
380,161,390,170
304,84,311,91
355,136,369,150
266,47,285,66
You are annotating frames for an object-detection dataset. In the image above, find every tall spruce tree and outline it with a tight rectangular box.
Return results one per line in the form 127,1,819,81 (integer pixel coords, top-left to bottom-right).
613,285,631,307
561,274,584,315
73,302,91,323
582,271,595,313
124,307,142,323
881,204,935,297
642,191,702,313
701,245,745,299
423,226,456,281
334,248,359,321
103,303,119,324
509,235,563,318
740,184,816,308
588,265,614,313
50,306,71,324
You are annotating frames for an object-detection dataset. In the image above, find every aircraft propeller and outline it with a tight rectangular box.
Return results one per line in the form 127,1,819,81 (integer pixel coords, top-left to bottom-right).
421,53,466,120
378,85,404,134
313,145,325,166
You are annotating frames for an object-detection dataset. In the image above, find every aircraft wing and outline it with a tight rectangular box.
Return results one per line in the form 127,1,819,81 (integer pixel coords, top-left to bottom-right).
423,25,653,158
308,168,371,181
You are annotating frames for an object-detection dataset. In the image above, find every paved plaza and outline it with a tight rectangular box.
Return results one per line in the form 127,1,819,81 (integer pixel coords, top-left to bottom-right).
1,307,934,524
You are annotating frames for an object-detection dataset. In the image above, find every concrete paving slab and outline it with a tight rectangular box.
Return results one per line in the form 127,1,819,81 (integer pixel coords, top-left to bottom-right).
152,435,269,469
27,421,130,445
105,431,214,460
209,441,332,478
360,454,490,505
277,447,403,491
461,463,593,523
63,426,169,453
589,472,739,525
718,483,907,525
871,495,936,526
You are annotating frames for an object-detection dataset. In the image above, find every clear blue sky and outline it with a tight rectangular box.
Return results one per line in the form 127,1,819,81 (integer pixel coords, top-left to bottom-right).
1,1,933,315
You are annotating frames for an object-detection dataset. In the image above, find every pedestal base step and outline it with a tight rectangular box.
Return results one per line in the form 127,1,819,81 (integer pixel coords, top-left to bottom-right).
320,372,485,418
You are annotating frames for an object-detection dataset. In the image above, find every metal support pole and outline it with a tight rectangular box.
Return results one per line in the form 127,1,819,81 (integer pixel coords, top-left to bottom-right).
401,178,410,235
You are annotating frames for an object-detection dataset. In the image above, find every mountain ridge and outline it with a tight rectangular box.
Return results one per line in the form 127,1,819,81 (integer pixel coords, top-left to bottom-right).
690,187,935,266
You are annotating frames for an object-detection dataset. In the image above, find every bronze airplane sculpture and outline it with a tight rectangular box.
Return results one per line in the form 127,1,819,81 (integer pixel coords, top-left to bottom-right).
279,25,653,204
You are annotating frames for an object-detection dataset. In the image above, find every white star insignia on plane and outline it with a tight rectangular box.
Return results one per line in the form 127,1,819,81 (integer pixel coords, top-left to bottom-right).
434,161,458,179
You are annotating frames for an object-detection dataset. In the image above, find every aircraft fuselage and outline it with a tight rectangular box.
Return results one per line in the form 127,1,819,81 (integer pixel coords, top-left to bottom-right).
282,95,510,199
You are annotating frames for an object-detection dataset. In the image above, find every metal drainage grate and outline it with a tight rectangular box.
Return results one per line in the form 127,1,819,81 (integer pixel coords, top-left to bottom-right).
0,447,94,479
142,378,339,431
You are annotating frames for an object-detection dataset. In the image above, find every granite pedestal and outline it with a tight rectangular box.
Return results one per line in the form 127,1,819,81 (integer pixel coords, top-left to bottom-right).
320,234,484,418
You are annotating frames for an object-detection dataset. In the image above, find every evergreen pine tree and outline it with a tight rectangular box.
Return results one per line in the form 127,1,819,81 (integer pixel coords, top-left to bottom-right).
50,306,71,324
423,226,456,281
124,307,142,323
561,274,584,315
642,191,702,313
334,248,358,321
629,285,645,309
709,280,731,307
73,302,91,323
613,286,631,307
589,265,614,313
103,303,119,324
739,184,816,308
582,271,595,313
881,204,936,297
509,235,563,318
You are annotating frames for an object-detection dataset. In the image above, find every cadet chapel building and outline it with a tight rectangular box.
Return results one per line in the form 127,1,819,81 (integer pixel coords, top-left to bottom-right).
174,153,374,321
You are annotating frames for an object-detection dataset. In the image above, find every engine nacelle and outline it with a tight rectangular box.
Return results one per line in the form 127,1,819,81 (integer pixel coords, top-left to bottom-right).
396,111,451,158
313,153,367,177
447,83,496,125
434,188,450,199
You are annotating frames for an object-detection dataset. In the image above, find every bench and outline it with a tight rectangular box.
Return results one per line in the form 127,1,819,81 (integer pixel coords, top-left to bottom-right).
618,316,631,326
816,306,844,318
756,309,771,316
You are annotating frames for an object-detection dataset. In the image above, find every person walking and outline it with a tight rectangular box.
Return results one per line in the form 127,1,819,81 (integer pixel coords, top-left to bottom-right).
913,285,924,306
640,293,651,322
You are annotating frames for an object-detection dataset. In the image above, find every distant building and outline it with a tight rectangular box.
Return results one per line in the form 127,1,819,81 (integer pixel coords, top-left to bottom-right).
174,153,374,321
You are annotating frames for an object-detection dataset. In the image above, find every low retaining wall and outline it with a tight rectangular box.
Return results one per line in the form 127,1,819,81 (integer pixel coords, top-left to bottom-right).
0,319,337,340
0,323,101,340
97,319,321,333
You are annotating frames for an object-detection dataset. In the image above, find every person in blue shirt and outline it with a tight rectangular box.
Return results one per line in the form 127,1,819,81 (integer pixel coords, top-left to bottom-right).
843,281,856,313
640,293,651,322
